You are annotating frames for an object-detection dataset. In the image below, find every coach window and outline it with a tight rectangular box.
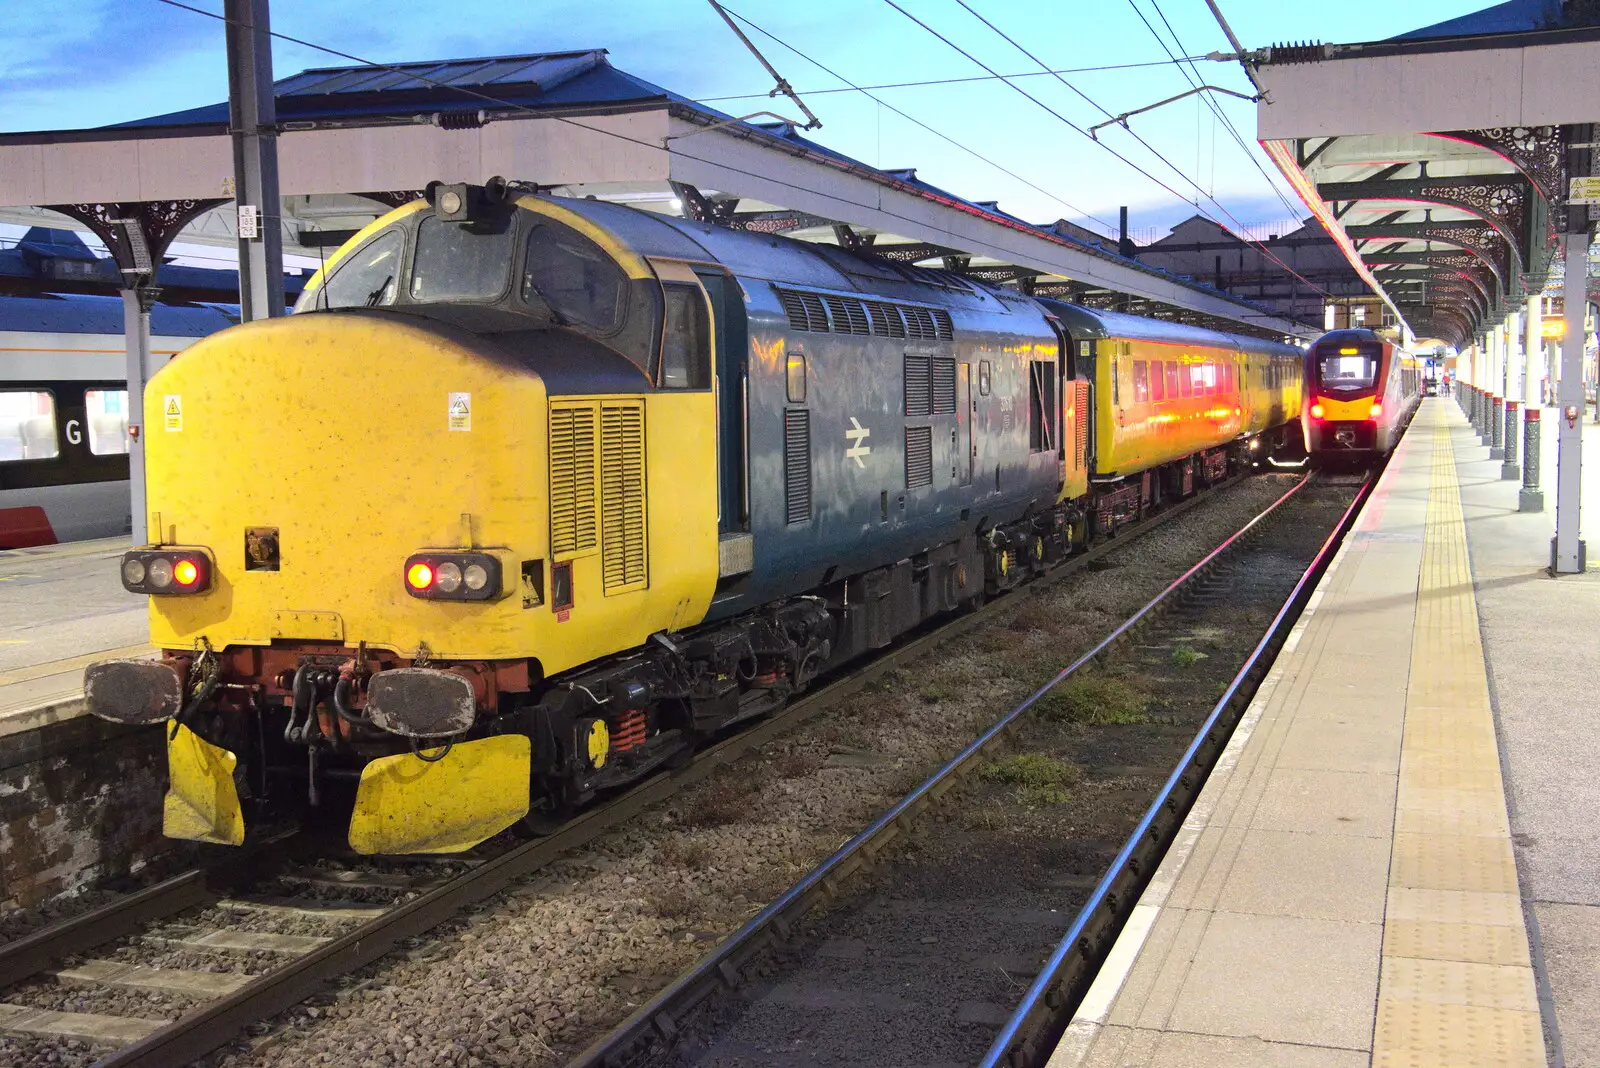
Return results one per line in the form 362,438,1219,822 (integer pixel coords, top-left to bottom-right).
660,284,710,389
85,390,129,455
1150,360,1166,401
0,391,59,462
1165,361,1181,398
317,230,403,310
786,351,807,403
1132,360,1150,403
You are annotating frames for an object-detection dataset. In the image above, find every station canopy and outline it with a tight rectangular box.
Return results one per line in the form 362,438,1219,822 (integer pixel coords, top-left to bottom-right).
0,48,1313,338
1253,0,1600,349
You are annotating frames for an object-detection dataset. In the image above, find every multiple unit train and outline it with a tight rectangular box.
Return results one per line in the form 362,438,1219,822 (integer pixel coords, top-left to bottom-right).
86,182,1310,854
0,296,233,547
1302,328,1422,465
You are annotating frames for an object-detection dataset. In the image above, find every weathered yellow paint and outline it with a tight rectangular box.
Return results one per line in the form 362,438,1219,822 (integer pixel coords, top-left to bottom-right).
347,735,531,854
163,724,244,846
1094,340,1302,478
586,718,609,768
141,312,720,674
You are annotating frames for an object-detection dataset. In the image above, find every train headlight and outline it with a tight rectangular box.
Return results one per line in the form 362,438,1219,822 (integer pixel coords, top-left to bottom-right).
403,552,503,601
1369,403,1383,419
1310,402,1325,419
120,548,213,595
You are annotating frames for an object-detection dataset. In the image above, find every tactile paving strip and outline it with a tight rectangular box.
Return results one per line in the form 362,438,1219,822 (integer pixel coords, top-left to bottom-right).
1372,415,1545,1067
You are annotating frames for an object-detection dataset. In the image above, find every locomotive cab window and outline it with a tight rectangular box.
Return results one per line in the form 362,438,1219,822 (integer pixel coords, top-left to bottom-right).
0,391,58,462
522,222,627,335
978,360,992,396
85,389,129,455
1319,351,1377,391
660,284,710,389
411,215,514,302
316,230,403,310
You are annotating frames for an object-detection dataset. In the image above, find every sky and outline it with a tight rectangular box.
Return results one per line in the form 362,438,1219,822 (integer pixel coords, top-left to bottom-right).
0,0,1493,240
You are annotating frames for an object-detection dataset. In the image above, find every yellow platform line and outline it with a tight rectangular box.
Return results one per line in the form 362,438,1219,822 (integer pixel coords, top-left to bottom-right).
0,644,153,687
1372,406,1545,1067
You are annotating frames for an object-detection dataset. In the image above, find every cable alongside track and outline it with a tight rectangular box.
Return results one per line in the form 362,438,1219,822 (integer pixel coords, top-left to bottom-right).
0,471,1269,1068
572,472,1371,1068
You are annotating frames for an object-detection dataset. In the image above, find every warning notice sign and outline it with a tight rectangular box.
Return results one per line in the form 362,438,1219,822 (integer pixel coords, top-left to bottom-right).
448,392,471,432
164,394,182,432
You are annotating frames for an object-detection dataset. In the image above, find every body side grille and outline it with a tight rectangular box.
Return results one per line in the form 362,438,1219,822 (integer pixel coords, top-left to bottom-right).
549,404,598,557
784,409,811,524
600,403,647,591
905,425,934,489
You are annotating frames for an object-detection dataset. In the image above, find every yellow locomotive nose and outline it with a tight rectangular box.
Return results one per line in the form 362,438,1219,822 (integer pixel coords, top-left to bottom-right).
141,312,546,660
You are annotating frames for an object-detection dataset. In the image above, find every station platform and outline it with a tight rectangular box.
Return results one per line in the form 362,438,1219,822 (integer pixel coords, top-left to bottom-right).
0,538,148,737
1050,398,1599,1068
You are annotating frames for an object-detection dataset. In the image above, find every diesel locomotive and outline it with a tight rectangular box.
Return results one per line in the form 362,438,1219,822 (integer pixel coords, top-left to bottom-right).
85,181,1304,854
1303,328,1421,466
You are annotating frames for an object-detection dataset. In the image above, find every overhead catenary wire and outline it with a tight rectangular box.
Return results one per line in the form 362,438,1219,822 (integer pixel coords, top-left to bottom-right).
927,0,1333,302
1128,0,1302,220
715,4,1119,234
146,0,1296,323
695,56,1222,103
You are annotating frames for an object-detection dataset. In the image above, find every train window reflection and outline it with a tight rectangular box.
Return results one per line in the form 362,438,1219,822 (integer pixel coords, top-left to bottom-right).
411,216,513,302
522,223,626,334
85,390,129,455
660,285,710,389
0,391,58,462
320,230,403,310
1319,353,1376,389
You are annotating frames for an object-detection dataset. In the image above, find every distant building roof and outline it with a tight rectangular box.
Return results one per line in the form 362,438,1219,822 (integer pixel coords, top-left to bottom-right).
113,48,678,129
1394,0,1578,39
0,293,236,336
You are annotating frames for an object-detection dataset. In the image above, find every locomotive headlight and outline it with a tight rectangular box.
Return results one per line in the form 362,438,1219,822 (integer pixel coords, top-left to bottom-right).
435,561,463,593
119,548,213,595
1310,402,1325,419
403,552,504,601
1369,403,1383,419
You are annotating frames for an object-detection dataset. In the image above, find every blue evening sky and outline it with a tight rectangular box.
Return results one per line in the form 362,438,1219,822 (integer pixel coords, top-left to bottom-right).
1,0,1487,237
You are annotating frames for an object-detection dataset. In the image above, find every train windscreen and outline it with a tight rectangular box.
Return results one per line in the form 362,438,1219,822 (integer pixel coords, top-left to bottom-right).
1316,347,1378,392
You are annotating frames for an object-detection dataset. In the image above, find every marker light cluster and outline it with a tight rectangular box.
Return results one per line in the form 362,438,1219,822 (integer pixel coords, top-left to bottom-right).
121,549,211,595
403,552,502,601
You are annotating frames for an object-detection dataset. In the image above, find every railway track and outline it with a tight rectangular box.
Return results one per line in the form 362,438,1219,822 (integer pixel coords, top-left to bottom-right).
0,469,1283,1068
572,471,1371,1068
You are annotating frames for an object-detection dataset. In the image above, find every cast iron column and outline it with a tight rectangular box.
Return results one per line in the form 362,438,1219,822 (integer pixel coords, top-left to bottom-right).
1502,400,1520,480
1522,406,1544,511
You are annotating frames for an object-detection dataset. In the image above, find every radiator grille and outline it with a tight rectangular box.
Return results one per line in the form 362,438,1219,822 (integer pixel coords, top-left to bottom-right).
822,295,871,335
905,425,934,489
549,404,598,557
865,301,906,338
932,357,957,414
600,403,647,591
775,286,954,342
1075,379,1091,459
904,355,931,416
784,408,811,524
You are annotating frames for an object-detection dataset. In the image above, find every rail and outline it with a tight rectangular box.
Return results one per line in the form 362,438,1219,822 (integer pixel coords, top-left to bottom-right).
571,472,1331,1067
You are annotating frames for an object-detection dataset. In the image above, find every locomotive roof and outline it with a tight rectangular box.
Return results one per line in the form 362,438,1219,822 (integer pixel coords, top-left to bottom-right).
540,195,1020,313
1036,298,1302,358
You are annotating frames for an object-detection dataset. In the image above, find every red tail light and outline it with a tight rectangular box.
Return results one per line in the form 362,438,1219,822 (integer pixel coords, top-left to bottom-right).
120,548,212,595
406,562,435,591
173,559,201,587
403,553,503,601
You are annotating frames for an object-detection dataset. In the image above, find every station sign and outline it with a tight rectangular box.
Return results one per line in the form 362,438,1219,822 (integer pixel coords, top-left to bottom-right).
1571,176,1600,206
